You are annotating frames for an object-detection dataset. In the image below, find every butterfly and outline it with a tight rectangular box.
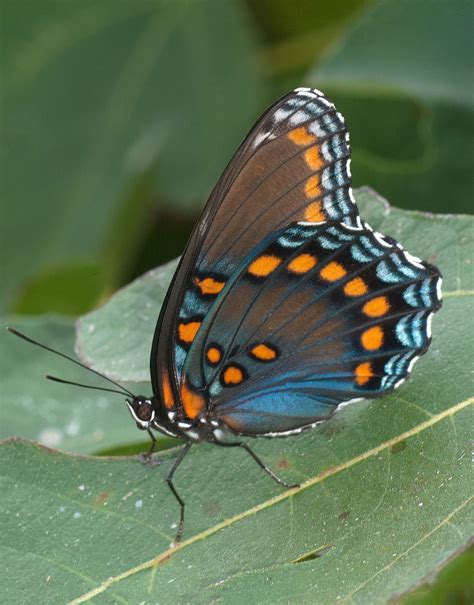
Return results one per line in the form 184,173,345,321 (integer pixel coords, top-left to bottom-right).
10,87,442,542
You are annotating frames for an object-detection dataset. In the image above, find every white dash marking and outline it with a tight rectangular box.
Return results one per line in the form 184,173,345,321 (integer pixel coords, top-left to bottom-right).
407,355,420,373
374,232,392,248
348,187,357,206
404,250,425,269
346,158,352,178
426,313,434,338
436,277,443,301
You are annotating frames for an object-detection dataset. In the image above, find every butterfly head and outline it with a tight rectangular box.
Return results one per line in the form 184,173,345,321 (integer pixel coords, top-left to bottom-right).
126,395,156,430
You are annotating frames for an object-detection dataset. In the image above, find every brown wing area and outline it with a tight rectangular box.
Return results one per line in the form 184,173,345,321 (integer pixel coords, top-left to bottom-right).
150,88,358,420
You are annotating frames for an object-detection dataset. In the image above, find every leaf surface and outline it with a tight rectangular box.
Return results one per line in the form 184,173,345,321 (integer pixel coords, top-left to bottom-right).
77,259,178,383
2,188,473,603
0,316,151,454
1,391,472,603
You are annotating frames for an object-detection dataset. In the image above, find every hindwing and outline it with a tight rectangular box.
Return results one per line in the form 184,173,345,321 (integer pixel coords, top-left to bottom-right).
181,221,442,434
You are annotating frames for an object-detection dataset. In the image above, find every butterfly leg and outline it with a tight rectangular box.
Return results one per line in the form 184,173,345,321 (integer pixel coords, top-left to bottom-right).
166,441,192,544
217,441,300,490
145,428,157,456
138,429,162,467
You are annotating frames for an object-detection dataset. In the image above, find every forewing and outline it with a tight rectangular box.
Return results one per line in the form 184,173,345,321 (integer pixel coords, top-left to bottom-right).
151,88,358,412
182,221,442,435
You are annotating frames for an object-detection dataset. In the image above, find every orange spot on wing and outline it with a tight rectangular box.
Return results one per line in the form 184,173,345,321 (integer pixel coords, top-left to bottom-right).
193,276,225,295
361,326,384,351
305,146,324,171
206,346,221,365
305,201,325,222
363,296,390,317
288,253,317,274
181,380,205,419
162,369,175,409
355,362,373,386
248,255,281,277
223,366,244,385
320,261,347,282
344,277,368,296
178,321,201,344
288,127,316,146
304,175,321,199
251,343,277,361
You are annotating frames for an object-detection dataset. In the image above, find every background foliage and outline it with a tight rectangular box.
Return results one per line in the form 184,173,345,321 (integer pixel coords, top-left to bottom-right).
1,1,473,603
2,0,473,316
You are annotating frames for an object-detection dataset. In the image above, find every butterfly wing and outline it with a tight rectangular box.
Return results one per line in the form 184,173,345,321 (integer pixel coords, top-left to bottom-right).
181,220,442,435
151,88,358,414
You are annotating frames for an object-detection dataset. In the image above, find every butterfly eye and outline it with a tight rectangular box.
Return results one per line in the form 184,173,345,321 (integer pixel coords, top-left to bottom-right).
136,400,154,422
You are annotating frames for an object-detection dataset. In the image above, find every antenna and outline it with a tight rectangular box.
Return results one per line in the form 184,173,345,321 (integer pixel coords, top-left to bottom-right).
46,374,132,398
7,327,135,398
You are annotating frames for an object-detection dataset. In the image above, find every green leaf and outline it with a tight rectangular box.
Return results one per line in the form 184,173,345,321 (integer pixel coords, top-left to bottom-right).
399,546,474,605
1,390,472,603
3,189,472,602
0,316,153,454
77,259,179,382
12,264,105,316
248,0,367,78
309,0,474,214
76,187,473,382
1,0,262,312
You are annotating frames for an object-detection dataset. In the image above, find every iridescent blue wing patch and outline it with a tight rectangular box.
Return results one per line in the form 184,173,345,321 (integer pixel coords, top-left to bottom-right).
182,220,442,435
151,88,358,416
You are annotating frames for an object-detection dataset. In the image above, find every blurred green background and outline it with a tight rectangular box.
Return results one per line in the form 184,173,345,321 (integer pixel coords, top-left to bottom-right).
2,0,473,318
1,1,473,602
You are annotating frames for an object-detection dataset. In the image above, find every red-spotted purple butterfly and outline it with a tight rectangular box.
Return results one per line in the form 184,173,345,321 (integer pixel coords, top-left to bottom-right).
9,88,442,542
